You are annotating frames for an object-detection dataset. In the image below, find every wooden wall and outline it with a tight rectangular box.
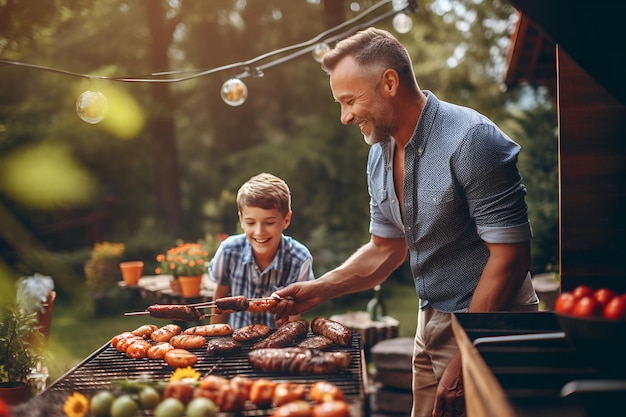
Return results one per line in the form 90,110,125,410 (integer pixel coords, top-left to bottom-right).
558,48,626,292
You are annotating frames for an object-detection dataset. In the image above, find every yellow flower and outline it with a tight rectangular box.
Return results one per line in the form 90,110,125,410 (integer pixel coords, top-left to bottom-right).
170,366,200,383
63,391,89,417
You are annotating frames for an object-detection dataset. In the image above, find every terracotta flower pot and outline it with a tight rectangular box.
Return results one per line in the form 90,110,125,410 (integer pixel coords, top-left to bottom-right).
0,382,30,405
119,261,144,286
179,275,202,298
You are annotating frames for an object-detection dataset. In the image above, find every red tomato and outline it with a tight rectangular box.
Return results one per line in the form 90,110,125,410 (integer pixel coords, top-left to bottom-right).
0,398,9,417
571,285,594,300
593,288,617,307
571,295,601,317
603,294,626,320
554,292,576,314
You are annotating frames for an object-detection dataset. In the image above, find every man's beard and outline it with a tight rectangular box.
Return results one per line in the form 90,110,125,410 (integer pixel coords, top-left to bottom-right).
361,100,394,146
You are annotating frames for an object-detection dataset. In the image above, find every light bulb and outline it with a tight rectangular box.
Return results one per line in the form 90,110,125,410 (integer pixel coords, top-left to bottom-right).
76,90,108,124
312,42,331,63
392,0,408,12
393,12,413,34
221,78,248,106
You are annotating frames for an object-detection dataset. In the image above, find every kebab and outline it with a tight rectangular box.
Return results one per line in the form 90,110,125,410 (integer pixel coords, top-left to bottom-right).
123,295,281,322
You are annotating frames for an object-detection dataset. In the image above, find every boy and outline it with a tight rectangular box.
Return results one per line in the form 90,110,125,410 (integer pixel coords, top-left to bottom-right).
208,173,314,329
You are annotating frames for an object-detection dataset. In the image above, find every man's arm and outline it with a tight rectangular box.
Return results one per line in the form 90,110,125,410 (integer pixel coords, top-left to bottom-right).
433,240,530,417
272,235,408,321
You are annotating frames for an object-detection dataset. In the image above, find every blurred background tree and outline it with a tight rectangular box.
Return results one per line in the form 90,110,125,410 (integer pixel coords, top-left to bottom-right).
0,0,558,311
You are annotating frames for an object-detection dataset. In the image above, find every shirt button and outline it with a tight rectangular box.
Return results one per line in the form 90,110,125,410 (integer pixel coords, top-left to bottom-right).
405,226,411,231
391,199,396,203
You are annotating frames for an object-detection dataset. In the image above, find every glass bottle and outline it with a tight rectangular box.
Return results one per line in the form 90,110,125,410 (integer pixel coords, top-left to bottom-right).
367,284,387,321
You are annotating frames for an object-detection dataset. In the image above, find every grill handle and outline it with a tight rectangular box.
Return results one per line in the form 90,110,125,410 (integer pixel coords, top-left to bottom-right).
473,331,566,347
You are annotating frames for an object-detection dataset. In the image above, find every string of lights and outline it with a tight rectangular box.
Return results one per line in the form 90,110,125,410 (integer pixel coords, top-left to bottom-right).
0,0,417,123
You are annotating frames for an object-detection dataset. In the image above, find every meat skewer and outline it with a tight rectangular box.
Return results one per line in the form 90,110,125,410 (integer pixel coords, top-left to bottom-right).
124,295,281,320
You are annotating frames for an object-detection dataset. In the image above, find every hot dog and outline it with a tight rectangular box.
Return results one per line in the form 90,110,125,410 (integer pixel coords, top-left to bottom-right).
169,334,207,350
151,324,182,343
247,297,279,313
147,342,175,360
183,323,233,337
131,324,158,338
126,339,152,359
311,316,352,347
164,348,198,368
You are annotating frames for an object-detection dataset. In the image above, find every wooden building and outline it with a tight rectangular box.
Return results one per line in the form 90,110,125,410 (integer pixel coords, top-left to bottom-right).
505,0,626,292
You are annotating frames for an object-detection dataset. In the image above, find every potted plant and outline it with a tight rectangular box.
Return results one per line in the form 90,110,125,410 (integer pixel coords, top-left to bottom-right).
0,304,43,405
155,242,212,297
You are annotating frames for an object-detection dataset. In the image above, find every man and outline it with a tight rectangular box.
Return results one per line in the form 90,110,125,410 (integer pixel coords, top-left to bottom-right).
273,27,538,417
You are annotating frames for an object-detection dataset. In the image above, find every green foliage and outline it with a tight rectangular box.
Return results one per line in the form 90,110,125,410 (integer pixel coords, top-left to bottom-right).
0,304,42,386
0,0,558,294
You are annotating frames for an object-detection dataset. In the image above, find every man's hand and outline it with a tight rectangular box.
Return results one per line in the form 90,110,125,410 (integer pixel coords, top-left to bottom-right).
271,281,325,327
433,353,464,417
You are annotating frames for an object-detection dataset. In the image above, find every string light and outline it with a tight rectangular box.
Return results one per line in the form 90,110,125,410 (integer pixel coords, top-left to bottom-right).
75,90,108,124
0,0,417,120
220,78,248,106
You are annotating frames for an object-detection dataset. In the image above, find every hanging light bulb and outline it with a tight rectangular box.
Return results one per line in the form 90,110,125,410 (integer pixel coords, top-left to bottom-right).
312,42,331,63
392,0,408,12
75,90,108,124
221,78,248,106
393,12,413,34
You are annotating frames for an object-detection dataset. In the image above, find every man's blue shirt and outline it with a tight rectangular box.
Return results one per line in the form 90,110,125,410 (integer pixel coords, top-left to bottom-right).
367,91,533,312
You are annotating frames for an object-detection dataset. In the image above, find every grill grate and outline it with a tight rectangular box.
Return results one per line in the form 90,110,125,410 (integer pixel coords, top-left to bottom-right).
40,332,366,416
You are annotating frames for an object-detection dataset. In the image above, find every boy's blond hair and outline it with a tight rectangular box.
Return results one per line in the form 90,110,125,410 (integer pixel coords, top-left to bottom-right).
237,173,291,218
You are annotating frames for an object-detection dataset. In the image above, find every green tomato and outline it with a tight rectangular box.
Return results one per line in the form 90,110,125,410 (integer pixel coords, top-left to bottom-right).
154,397,185,417
110,395,139,417
90,390,115,417
138,386,161,409
185,397,219,417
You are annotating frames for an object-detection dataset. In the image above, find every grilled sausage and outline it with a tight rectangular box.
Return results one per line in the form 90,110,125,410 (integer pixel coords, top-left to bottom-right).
247,297,279,313
312,400,350,417
194,375,249,412
147,342,175,360
309,381,345,402
164,348,197,368
297,335,334,350
248,348,351,375
206,337,242,356
272,383,307,406
151,324,182,343
116,335,143,353
183,323,233,337
251,320,309,349
131,324,158,339
169,334,207,349
111,332,134,348
146,304,204,322
215,295,249,313
232,323,271,342
270,400,312,417
311,316,352,347
248,378,276,407
126,339,152,359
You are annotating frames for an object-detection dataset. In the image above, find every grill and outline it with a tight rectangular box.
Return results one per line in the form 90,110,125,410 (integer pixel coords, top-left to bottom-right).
453,312,626,417
33,331,366,417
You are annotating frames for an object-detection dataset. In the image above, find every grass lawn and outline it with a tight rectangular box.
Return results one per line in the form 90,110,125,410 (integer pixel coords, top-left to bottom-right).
44,280,419,383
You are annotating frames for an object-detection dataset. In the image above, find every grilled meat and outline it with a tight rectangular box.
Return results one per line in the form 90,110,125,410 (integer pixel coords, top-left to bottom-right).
248,348,352,375
297,335,334,350
183,323,233,337
146,304,204,322
252,320,309,349
151,324,182,343
206,337,242,356
311,316,352,347
232,323,271,342
169,334,207,349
